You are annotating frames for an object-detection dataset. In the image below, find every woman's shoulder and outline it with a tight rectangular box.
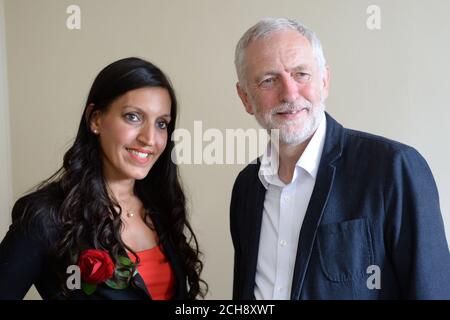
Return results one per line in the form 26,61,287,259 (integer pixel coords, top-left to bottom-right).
11,182,64,242
13,182,63,217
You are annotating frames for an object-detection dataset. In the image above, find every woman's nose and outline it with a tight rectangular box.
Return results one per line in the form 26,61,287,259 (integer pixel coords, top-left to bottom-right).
137,124,155,146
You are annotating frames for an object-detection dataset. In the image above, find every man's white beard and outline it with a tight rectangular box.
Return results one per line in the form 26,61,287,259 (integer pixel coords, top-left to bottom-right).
254,100,326,146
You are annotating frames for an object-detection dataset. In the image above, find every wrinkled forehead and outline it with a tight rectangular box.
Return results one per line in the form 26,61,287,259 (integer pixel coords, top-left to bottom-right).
244,30,316,74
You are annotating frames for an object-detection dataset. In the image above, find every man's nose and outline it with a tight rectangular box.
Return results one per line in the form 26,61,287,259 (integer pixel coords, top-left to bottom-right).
279,76,300,103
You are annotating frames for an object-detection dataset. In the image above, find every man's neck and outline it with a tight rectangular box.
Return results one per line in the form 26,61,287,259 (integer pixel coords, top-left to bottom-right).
278,136,312,184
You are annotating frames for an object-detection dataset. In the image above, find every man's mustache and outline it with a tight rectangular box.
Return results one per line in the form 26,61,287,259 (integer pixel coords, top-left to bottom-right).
271,100,313,115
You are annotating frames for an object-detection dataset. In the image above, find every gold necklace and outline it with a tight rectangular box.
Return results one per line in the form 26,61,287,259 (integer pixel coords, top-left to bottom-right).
122,201,144,218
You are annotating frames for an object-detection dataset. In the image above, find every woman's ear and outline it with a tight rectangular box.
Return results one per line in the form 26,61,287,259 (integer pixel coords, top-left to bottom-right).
86,103,101,134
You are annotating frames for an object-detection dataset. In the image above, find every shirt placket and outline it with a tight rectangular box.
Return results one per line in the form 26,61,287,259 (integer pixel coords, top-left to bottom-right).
273,185,293,299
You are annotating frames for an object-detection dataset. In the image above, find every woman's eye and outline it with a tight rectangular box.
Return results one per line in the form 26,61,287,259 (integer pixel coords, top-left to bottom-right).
157,120,168,129
125,113,141,122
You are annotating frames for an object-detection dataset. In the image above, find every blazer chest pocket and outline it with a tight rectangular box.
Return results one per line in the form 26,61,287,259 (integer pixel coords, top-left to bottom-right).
317,218,374,282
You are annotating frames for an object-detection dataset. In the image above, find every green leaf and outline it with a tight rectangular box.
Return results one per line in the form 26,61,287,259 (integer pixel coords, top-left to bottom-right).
116,269,131,278
117,256,133,267
105,279,128,290
81,283,97,295
105,279,120,289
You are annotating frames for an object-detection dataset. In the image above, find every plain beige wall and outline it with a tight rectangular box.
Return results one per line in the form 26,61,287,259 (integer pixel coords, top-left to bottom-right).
0,0,12,239
2,0,449,299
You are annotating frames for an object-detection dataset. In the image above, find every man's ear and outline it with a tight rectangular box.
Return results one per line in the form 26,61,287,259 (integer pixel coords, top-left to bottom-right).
321,65,331,100
86,103,102,133
236,83,254,115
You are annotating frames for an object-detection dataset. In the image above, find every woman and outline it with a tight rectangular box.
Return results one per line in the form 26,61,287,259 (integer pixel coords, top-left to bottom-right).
0,57,207,300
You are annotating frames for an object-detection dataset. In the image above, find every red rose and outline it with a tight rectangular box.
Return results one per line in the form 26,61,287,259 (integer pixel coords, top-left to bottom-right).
78,249,115,284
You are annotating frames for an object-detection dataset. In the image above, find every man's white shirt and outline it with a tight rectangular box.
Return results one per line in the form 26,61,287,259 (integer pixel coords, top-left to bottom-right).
255,112,327,300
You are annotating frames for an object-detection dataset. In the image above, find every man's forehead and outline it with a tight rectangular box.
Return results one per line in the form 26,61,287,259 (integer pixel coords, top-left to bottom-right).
247,29,312,53
245,30,316,74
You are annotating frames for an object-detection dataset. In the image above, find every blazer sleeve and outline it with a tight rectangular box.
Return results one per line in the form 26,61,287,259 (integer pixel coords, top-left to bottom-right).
230,173,243,300
0,198,49,299
386,147,450,299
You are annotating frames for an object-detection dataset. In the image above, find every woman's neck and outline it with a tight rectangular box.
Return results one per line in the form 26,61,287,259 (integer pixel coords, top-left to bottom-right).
105,178,136,203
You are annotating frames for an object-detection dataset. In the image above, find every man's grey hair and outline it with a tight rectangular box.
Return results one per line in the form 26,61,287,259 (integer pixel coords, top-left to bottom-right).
234,18,327,89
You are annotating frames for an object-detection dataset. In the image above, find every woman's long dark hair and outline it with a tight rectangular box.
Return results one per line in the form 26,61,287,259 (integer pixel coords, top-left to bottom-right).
13,57,207,299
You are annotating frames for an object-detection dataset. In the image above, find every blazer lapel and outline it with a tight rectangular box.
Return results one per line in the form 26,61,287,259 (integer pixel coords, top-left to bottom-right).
132,272,152,298
116,246,151,299
290,113,344,299
242,163,266,299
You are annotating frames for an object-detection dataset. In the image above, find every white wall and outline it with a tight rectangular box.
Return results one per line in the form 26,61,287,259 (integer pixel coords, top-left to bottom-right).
0,0,12,239
2,0,450,299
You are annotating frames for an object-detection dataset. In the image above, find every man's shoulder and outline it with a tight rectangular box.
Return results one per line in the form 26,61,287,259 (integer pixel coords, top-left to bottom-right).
230,161,263,199
342,127,422,160
234,161,260,182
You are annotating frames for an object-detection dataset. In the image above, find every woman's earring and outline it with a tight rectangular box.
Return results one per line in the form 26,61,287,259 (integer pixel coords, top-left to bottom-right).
93,129,99,134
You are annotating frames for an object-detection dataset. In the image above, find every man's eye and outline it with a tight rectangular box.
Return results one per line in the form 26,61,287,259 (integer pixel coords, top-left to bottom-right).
157,120,168,129
260,77,276,88
125,113,141,122
295,72,312,82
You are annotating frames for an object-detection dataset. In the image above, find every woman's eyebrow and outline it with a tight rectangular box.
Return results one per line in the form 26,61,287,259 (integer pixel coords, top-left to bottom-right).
123,105,171,118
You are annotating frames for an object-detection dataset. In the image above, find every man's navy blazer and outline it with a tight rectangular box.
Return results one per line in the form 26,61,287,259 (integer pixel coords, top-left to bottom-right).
230,113,450,299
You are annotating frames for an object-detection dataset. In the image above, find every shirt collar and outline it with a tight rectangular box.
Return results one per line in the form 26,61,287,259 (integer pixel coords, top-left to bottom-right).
298,111,327,178
258,111,327,189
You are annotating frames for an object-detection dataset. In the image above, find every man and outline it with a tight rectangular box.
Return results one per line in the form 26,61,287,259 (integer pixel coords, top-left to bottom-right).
230,18,450,299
